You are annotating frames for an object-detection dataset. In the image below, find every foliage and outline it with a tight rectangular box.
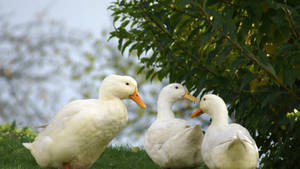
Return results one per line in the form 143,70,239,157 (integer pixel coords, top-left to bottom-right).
0,121,37,142
0,123,208,169
109,0,300,168
286,108,300,121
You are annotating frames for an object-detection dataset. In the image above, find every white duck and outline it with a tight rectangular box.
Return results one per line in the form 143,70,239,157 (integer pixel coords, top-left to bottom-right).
190,94,259,169
23,74,146,169
144,83,204,169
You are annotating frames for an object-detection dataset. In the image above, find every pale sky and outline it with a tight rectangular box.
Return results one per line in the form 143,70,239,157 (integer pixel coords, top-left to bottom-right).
0,0,113,34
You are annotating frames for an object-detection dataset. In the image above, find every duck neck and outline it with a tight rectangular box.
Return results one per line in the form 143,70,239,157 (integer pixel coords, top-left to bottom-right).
209,105,229,127
99,86,118,101
157,94,176,120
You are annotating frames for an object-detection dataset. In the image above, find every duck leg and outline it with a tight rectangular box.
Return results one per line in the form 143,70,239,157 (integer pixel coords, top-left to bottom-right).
63,162,70,169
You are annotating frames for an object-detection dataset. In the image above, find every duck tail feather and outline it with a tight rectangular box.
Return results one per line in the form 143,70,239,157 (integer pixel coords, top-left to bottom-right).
22,143,32,150
228,133,247,151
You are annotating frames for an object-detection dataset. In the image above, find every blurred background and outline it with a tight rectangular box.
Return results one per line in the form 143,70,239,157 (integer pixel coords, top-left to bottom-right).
0,0,207,146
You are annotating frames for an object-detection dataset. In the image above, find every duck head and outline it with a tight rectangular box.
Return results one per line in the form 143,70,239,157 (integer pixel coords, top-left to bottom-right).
157,83,198,119
159,83,198,103
99,74,146,109
190,94,227,118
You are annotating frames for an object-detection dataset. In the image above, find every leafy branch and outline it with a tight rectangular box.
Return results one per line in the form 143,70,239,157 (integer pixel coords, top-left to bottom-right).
180,3,300,102
137,2,218,77
221,32,300,102
139,2,300,101
282,0,300,40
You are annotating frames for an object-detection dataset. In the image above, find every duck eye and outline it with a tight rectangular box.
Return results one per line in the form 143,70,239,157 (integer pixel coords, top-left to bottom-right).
175,86,179,89
203,98,206,101
125,82,129,86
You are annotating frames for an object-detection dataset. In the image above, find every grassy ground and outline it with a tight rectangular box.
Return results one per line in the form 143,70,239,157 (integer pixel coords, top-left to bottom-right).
0,122,207,169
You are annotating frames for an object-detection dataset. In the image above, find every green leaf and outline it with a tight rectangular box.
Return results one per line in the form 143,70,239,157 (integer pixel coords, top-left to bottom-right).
175,16,191,34
207,9,223,31
222,6,234,20
206,49,218,63
129,43,139,54
283,68,295,88
113,15,120,24
223,20,236,40
121,40,132,55
170,13,182,29
217,46,232,64
145,69,154,80
261,62,277,78
136,66,145,74
118,38,123,51
137,45,144,57
261,91,282,108
275,44,296,57
240,73,257,89
238,19,251,40
186,25,201,42
120,20,130,28
230,56,247,75
200,31,214,47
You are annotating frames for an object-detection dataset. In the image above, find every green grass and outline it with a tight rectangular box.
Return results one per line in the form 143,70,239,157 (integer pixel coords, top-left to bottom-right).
0,122,207,169
91,146,160,169
0,122,160,169
0,137,160,169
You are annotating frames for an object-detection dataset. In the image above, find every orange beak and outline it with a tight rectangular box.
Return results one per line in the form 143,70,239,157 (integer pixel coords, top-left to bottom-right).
190,106,203,118
182,92,199,102
130,89,147,109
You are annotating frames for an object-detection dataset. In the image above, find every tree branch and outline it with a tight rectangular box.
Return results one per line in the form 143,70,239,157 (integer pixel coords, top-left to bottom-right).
282,0,300,40
191,4,300,102
135,1,300,102
137,3,218,77
221,31,300,102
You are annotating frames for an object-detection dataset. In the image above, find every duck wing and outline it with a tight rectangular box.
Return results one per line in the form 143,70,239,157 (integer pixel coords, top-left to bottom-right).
145,119,189,146
144,119,191,167
228,123,258,150
161,124,204,167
